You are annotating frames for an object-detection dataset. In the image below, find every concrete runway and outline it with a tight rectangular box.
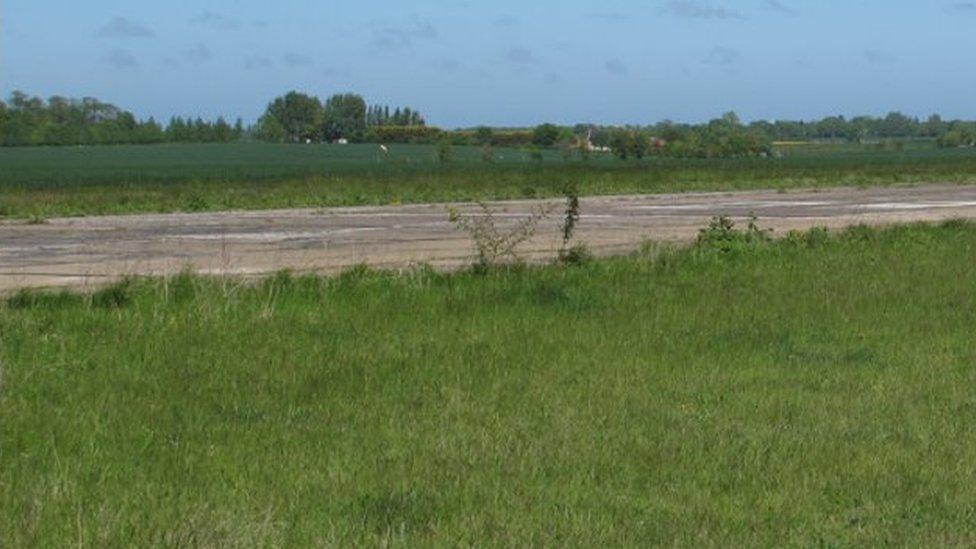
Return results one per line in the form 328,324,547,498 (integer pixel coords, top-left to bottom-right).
3,183,976,291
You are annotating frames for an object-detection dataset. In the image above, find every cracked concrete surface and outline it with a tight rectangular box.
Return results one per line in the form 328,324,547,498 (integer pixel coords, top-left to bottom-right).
3,183,976,291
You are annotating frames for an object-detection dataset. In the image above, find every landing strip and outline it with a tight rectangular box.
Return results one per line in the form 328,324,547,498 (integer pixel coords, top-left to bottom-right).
3,184,976,291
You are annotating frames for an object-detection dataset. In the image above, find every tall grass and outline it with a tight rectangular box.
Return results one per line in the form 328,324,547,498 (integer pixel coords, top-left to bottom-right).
2,142,976,218
2,222,976,545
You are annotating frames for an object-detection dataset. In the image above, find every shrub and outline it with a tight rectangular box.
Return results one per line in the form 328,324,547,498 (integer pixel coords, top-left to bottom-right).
532,124,561,147
559,244,593,267
448,202,549,272
695,214,772,254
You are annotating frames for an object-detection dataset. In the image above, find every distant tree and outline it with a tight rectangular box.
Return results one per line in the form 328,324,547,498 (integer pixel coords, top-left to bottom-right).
474,126,493,145
263,91,323,142
532,123,560,147
254,114,287,143
923,114,947,138
629,132,650,159
610,131,630,159
322,93,367,141
876,112,914,139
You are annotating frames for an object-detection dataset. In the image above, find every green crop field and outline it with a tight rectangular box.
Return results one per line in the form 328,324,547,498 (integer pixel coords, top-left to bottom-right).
3,222,976,545
2,142,976,218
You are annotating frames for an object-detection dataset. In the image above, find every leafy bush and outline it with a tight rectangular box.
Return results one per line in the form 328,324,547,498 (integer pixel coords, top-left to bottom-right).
448,202,549,272
695,215,772,254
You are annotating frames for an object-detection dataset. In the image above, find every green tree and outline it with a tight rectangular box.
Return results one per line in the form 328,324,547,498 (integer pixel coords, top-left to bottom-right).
532,123,560,147
263,91,323,143
322,93,367,141
254,114,287,143
474,126,493,145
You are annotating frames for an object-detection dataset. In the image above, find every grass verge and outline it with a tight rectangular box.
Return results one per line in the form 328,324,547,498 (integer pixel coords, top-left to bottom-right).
2,222,976,545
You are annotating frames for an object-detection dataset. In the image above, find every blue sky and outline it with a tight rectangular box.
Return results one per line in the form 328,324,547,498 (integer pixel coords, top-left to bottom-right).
2,1,975,127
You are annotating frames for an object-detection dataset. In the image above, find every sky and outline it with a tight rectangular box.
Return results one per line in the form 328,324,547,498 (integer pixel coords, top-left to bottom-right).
2,1,976,127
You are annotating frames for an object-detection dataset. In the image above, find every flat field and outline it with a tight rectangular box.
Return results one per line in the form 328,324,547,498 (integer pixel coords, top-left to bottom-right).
3,222,976,545
2,142,976,218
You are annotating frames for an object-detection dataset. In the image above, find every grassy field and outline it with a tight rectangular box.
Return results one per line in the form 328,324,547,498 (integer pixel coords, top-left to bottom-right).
2,142,976,218
3,222,976,545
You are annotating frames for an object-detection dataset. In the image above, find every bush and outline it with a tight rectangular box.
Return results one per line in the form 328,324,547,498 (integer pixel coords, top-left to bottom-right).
558,244,593,267
371,126,444,144
532,124,561,147
695,215,772,254
448,202,549,272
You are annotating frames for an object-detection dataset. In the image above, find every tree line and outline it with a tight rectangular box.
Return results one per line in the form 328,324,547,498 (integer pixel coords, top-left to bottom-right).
746,112,976,146
0,91,245,147
439,114,770,159
254,91,426,143
2,89,974,151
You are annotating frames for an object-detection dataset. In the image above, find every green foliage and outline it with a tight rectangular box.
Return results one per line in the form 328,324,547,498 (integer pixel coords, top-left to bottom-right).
937,124,976,148
610,130,653,159
436,141,452,163
560,184,581,250
3,224,976,545
366,104,425,128
183,192,209,212
2,141,976,218
263,91,323,143
369,126,443,144
254,114,287,143
474,126,493,145
532,123,561,147
0,91,168,146
448,202,549,271
695,214,773,254
480,144,495,164
558,243,593,266
5,89,976,151
90,278,134,309
164,116,243,144
322,93,367,141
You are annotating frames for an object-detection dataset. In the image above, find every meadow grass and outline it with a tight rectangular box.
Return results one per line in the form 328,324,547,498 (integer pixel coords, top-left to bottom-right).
2,142,976,218
2,222,976,545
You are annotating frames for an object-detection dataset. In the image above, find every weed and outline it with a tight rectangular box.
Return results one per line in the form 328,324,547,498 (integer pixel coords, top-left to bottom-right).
695,213,772,254
166,269,198,304
436,141,452,163
6,289,84,310
91,278,134,309
557,184,591,266
480,144,495,164
559,243,594,266
448,202,549,272
184,193,209,212
784,226,830,247
561,185,581,249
